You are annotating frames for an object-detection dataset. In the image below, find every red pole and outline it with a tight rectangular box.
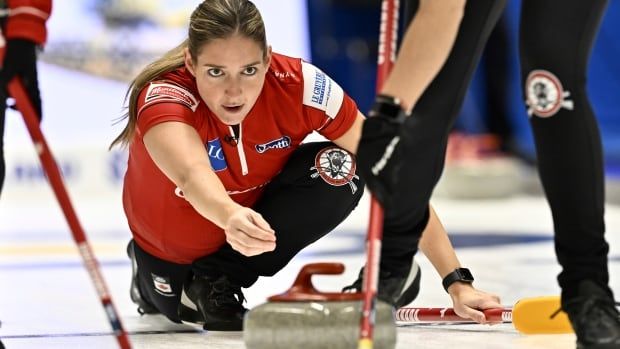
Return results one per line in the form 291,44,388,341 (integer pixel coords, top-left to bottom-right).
358,1,399,348
395,307,511,323
8,77,132,349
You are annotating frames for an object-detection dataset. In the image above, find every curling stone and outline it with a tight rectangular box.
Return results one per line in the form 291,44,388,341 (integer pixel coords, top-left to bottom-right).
244,263,396,349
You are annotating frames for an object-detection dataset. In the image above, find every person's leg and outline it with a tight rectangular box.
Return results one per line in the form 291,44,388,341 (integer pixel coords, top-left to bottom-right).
21,44,43,121
0,95,6,196
483,14,512,149
520,1,620,347
193,142,363,285
381,0,507,274
0,42,42,197
520,0,610,300
129,240,192,323
186,142,363,330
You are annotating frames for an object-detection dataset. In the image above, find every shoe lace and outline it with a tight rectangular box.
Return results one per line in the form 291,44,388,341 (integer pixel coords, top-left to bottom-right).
551,296,620,330
210,277,246,308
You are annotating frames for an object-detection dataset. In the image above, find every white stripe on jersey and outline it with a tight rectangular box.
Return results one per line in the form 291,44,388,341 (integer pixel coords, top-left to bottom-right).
0,7,50,20
301,61,344,119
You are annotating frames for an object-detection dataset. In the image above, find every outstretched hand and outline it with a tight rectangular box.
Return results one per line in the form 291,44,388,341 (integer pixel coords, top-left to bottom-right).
356,94,407,206
448,283,503,324
224,207,276,257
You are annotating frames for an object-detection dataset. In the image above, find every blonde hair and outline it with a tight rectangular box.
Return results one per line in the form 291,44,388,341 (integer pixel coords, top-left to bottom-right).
110,0,267,148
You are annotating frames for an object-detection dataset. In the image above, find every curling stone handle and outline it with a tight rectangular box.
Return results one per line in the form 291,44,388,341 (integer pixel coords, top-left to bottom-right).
293,263,345,290
268,262,363,302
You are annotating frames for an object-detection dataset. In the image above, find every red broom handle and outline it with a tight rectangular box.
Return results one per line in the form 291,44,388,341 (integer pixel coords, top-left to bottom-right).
395,307,512,323
358,1,400,348
8,77,132,349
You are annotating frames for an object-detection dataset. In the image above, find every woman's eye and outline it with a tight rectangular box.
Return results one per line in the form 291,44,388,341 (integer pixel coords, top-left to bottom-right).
243,67,257,75
207,68,223,77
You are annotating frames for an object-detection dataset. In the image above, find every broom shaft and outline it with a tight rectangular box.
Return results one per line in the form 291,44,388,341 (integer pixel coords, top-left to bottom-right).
395,307,512,323
358,1,400,348
7,77,132,349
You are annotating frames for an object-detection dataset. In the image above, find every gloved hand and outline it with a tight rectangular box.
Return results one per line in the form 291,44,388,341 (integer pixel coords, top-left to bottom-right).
356,94,407,206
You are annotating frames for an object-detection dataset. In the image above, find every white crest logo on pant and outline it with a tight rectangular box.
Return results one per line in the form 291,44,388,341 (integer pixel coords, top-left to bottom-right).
310,146,359,194
525,70,574,118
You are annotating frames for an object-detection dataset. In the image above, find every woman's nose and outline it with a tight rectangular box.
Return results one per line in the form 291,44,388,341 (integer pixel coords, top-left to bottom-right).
225,77,242,96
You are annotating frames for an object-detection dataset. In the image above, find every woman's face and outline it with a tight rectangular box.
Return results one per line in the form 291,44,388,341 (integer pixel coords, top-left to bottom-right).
185,34,271,125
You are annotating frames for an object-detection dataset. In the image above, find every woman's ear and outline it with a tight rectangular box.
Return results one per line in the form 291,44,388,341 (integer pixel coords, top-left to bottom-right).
264,45,272,67
184,47,195,77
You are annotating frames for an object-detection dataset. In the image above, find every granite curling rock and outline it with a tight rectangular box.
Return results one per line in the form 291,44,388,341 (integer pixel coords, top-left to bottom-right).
244,262,396,349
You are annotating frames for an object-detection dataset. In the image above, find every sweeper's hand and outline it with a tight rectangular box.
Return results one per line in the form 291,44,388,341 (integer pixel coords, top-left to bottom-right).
356,94,407,206
224,207,276,256
448,283,502,324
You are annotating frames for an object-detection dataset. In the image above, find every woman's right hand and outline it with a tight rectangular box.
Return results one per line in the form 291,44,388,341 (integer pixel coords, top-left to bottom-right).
448,283,502,324
224,207,276,256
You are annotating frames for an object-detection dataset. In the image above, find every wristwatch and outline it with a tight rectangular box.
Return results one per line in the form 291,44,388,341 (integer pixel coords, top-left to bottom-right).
442,268,474,293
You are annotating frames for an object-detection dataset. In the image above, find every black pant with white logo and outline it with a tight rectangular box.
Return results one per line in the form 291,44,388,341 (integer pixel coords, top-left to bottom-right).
519,0,609,301
386,0,610,301
132,142,364,322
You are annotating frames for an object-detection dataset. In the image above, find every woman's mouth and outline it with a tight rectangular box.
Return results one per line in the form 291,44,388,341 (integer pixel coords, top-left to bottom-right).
223,105,243,113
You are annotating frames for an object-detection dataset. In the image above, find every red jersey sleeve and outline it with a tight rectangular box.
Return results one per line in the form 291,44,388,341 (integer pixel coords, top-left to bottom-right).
5,0,52,45
135,81,201,137
300,61,358,140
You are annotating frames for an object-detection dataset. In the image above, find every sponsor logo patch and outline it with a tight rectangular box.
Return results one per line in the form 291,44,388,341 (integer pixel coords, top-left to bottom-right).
311,70,327,105
302,62,344,118
310,146,359,194
206,138,228,171
255,136,292,154
525,70,574,118
144,82,199,112
151,273,174,296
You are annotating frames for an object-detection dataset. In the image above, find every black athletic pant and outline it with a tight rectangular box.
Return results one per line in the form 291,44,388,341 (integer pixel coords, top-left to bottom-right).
386,0,610,301
381,0,507,275
520,0,610,301
133,142,364,322
0,41,43,196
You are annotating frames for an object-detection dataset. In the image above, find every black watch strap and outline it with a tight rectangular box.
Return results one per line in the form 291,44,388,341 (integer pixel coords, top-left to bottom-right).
442,268,474,293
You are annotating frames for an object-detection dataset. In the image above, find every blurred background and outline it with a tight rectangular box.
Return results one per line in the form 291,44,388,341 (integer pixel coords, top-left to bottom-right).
2,0,620,207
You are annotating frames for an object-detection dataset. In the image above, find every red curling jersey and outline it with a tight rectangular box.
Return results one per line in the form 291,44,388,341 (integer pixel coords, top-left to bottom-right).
1,0,51,44
124,53,359,263
0,0,52,61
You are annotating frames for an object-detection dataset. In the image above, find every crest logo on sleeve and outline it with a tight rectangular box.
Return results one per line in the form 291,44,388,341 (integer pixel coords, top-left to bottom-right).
310,146,359,194
145,82,199,112
255,136,291,153
525,70,574,118
206,138,227,172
